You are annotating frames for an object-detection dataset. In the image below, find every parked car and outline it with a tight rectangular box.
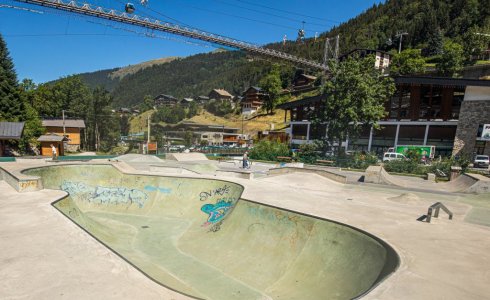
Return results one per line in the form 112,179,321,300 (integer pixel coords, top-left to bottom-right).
383,152,407,162
473,155,489,168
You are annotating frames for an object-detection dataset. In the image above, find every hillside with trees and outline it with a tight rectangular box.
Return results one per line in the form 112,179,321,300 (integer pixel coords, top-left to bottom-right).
70,0,489,109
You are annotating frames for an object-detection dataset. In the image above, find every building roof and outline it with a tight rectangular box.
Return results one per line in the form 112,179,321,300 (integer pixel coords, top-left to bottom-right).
42,119,86,128
37,133,69,142
197,95,210,100
300,74,317,80
0,122,25,140
154,94,178,101
394,76,490,87
182,98,194,102
276,94,324,110
211,89,233,97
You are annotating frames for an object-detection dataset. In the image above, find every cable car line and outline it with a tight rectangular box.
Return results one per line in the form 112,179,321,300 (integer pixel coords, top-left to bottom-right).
12,0,328,70
233,0,340,24
172,1,305,31
212,0,331,29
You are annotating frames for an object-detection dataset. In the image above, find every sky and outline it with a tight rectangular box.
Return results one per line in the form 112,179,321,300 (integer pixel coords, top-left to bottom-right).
0,0,384,83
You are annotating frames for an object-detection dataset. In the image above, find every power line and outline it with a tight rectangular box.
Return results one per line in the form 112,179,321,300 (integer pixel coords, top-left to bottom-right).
233,0,340,24
3,33,135,37
212,0,330,29
174,1,307,31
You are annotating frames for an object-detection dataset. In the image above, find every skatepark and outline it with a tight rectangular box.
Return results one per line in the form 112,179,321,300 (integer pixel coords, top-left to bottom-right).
1,154,490,299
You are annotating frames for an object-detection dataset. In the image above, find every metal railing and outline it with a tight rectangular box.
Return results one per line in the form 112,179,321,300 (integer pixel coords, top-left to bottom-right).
426,202,453,223
15,0,328,71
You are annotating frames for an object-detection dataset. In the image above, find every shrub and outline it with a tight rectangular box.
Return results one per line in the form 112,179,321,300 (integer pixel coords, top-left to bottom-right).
249,140,290,161
384,159,426,175
332,152,379,169
297,143,321,164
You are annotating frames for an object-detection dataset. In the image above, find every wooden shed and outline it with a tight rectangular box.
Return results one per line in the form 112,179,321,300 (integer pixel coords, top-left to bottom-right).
0,122,25,156
38,133,68,157
42,119,86,152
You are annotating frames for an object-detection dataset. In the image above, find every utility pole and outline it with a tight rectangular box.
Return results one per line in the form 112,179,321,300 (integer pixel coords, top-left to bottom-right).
395,32,408,53
62,109,66,137
322,34,340,86
147,115,150,154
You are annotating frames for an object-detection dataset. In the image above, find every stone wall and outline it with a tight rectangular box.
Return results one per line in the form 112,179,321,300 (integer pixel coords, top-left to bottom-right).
453,99,490,156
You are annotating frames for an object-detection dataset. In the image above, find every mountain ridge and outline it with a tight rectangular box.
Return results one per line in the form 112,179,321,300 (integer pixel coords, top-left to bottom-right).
63,0,488,107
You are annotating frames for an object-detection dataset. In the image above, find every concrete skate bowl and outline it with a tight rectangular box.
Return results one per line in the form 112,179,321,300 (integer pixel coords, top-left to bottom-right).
24,164,399,300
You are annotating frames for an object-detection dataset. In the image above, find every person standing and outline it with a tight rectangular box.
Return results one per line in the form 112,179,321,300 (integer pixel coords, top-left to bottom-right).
50,144,57,161
243,151,249,169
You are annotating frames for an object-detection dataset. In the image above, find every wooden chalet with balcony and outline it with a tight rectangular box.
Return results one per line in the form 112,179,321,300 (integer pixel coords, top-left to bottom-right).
241,86,268,115
154,94,179,107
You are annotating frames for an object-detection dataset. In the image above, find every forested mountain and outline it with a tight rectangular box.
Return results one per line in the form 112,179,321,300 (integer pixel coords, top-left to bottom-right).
76,68,119,92
71,0,489,107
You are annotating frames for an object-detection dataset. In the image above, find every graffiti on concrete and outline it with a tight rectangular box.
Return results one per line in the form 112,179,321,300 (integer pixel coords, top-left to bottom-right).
18,180,39,191
61,181,149,208
144,185,172,194
200,198,235,229
199,185,231,201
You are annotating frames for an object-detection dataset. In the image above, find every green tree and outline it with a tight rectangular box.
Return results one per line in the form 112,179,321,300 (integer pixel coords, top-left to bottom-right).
90,87,119,152
316,56,395,155
34,76,91,118
259,65,282,114
140,95,154,112
462,26,490,62
390,49,426,75
119,115,130,136
0,36,43,154
436,40,464,77
424,28,444,56
183,130,193,147
152,105,186,124
19,80,44,153
0,34,22,121
187,101,199,118
205,100,233,117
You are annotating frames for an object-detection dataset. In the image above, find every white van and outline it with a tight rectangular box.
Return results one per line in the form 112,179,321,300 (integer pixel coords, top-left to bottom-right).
383,152,407,162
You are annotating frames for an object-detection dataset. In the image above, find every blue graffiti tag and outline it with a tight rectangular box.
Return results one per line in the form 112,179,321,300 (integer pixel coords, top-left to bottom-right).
200,199,234,227
144,185,172,194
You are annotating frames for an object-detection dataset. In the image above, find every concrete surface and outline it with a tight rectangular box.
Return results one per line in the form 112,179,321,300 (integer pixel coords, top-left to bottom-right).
1,160,490,300
364,165,490,194
0,180,186,300
23,164,395,300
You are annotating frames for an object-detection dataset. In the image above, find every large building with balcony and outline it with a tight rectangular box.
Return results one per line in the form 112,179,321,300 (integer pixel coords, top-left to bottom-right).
277,76,490,157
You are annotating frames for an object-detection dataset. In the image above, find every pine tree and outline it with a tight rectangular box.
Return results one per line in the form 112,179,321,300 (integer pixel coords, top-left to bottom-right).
425,28,444,56
0,34,22,121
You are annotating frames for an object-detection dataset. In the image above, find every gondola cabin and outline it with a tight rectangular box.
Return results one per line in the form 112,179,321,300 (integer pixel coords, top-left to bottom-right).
125,3,135,13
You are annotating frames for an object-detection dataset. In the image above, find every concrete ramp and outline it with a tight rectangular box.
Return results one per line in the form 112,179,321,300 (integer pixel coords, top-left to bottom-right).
268,166,347,184
365,166,489,193
165,152,208,161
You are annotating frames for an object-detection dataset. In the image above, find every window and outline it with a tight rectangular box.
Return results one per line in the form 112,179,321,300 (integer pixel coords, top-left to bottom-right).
451,89,464,119
419,86,431,119
390,153,397,158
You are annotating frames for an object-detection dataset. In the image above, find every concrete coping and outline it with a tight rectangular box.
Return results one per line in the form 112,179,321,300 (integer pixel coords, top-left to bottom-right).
465,172,490,182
